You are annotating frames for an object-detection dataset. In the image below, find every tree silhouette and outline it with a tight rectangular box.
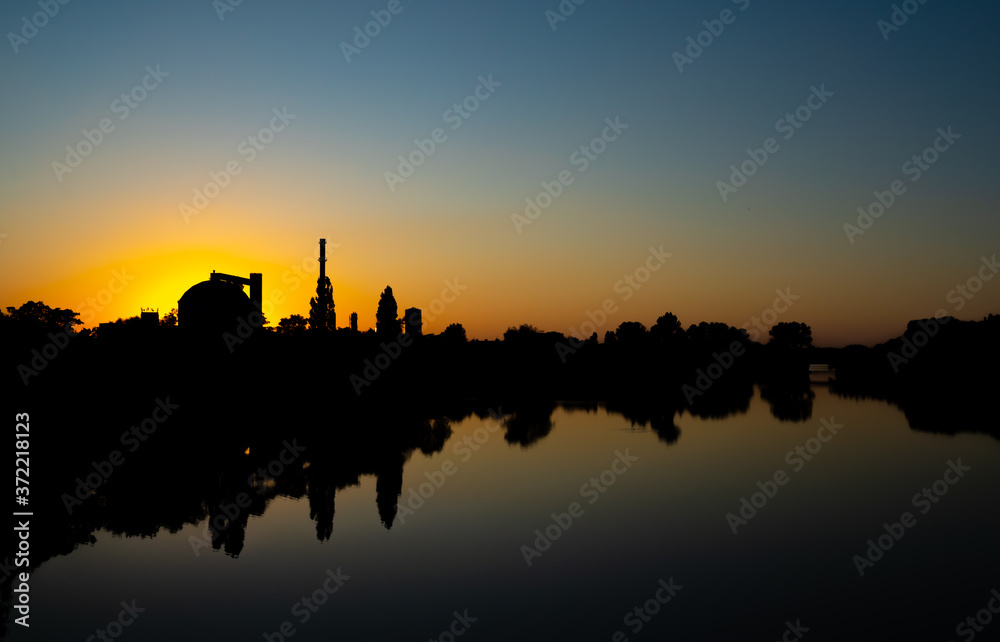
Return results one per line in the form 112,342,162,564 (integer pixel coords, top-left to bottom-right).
442,322,467,342
768,322,813,350
3,301,81,333
614,321,647,346
651,312,683,343
687,321,732,344
503,324,540,342
375,286,400,337
277,314,308,336
309,276,336,333
160,308,178,327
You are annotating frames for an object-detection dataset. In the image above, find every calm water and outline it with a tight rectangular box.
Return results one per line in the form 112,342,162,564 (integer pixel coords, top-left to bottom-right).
11,385,1000,641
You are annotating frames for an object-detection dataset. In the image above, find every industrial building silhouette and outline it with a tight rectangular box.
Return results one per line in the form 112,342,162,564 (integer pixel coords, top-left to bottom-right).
175,239,419,336
178,271,262,334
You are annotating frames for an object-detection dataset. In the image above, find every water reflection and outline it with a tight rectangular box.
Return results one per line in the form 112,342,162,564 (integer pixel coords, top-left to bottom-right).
4,376,999,640
12,385,996,566
760,377,816,422
606,399,682,445
502,400,557,448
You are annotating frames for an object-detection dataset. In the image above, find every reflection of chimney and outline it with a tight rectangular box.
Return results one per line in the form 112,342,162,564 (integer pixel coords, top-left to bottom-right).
249,273,262,311
319,238,327,282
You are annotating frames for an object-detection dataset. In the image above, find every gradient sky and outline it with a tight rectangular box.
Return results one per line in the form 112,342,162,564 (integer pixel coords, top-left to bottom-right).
1,0,998,346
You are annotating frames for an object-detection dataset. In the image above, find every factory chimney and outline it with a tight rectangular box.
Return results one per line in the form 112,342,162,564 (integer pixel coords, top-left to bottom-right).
319,238,327,282
249,273,262,311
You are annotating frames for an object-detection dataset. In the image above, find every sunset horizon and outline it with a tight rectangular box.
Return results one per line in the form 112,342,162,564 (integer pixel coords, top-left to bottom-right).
3,1,998,349
5,241,998,348
3,1,999,640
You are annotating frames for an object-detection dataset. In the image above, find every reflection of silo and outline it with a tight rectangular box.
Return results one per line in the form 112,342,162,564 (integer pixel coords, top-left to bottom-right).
404,308,422,337
349,312,358,332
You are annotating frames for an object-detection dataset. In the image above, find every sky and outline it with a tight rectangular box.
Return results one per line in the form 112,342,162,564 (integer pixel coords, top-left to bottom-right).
1,0,998,346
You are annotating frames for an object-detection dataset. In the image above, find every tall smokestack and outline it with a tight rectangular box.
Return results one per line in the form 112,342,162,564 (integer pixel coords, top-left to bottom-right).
249,273,262,311
319,238,326,282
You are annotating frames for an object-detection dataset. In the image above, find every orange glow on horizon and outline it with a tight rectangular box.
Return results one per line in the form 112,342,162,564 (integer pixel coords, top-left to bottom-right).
1,204,992,348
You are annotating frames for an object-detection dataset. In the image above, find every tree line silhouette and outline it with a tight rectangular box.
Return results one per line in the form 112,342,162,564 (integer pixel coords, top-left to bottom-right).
3,291,998,639
3,297,997,406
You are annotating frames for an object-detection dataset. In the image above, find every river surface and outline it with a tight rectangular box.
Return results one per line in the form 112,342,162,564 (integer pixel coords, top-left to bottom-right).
9,384,1000,641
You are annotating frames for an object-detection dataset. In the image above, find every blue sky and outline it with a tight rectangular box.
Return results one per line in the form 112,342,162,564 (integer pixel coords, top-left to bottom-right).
1,0,998,344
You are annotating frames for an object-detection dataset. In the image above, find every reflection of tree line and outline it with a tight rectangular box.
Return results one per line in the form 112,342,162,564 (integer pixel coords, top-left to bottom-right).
828,315,1000,439
3,307,997,637
7,385,815,567
7,357,985,576
2,390,993,639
